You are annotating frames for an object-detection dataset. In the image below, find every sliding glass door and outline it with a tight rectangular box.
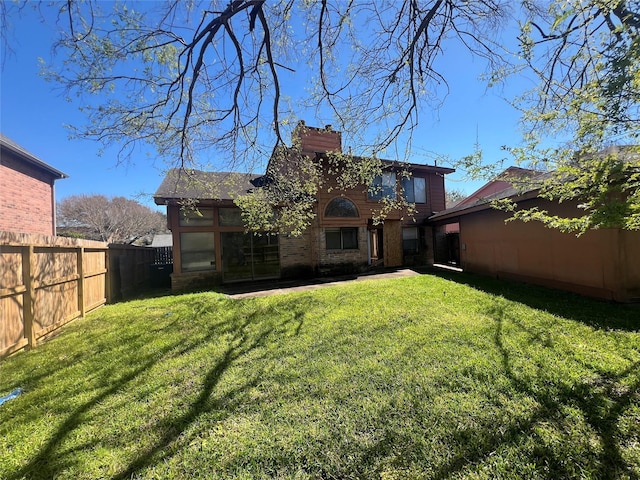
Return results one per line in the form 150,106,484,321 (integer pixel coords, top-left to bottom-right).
221,233,280,282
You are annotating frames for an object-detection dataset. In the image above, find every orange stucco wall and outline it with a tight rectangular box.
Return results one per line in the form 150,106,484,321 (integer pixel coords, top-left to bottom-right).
458,198,640,302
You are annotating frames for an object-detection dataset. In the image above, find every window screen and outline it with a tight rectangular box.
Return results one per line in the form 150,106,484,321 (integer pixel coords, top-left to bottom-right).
402,227,419,254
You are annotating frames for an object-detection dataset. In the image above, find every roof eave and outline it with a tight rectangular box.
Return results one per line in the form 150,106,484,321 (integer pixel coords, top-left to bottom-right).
428,189,541,223
0,137,68,180
153,196,237,205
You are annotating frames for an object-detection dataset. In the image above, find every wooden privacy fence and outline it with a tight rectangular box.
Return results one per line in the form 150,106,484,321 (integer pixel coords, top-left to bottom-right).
108,244,156,301
1,231,108,358
1,232,169,358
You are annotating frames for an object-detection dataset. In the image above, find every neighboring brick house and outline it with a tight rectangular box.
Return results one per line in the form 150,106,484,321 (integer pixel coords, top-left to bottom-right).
154,123,454,290
0,134,67,236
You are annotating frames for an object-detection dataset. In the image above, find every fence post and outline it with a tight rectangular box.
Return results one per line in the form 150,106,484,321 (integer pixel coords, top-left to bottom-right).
105,248,112,304
22,245,36,350
77,247,85,317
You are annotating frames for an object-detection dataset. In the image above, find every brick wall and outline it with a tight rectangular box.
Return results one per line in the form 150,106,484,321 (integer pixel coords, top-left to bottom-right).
170,270,223,292
279,228,315,278
0,154,56,236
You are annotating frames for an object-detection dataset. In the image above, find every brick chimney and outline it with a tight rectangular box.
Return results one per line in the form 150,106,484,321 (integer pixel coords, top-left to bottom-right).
293,120,342,156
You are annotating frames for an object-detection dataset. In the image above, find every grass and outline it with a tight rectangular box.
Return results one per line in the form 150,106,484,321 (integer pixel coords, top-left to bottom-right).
1,272,639,479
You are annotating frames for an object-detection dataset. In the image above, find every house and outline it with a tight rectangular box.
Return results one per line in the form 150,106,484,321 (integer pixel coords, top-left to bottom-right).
0,134,67,236
154,123,454,290
429,166,640,302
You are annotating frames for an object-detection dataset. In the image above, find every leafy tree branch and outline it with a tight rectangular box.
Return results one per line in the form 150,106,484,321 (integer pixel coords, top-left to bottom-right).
3,0,639,233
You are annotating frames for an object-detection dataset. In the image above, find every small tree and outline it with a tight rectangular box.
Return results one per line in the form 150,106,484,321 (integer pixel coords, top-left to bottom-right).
58,195,167,244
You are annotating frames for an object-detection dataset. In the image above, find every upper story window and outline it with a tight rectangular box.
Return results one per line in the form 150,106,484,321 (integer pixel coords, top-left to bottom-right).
368,172,396,201
325,197,359,217
402,177,426,204
179,207,214,226
218,207,244,226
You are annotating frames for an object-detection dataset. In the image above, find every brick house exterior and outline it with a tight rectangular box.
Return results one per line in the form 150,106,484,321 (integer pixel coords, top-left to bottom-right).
154,123,454,291
0,134,67,236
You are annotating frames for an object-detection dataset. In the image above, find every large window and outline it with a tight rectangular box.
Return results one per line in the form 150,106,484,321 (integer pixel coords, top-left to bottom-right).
402,177,426,203
180,232,215,272
326,227,358,250
368,172,396,200
179,208,214,226
325,197,359,217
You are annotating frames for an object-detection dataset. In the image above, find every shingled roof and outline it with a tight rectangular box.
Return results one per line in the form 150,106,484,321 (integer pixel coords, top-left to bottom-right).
153,169,260,204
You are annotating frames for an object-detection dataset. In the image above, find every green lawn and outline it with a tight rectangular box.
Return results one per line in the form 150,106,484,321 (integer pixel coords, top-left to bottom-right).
1,272,639,479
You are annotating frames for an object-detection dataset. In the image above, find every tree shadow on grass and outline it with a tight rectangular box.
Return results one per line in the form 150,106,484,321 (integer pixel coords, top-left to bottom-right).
6,280,637,478
4,295,311,480
110,311,278,479
306,286,640,479
349,298,639,479
6,337,189,479
498,305,639,478
433,302,640,479
430,269,639,331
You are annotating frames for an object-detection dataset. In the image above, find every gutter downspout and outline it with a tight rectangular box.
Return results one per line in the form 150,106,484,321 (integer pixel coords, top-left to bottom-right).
52,180,57,236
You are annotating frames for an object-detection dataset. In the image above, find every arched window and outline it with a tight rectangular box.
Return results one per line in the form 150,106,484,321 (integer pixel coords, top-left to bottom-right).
325,197,359,217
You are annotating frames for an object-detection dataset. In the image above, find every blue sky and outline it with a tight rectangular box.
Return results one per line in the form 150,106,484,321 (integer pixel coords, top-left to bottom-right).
1,3,531,210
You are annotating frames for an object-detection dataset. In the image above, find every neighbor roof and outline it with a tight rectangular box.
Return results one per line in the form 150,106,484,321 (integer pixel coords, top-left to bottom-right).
150,233,173,247
431,146,640,223
0,133,67,179
154,169,260,204
429,169,551,223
